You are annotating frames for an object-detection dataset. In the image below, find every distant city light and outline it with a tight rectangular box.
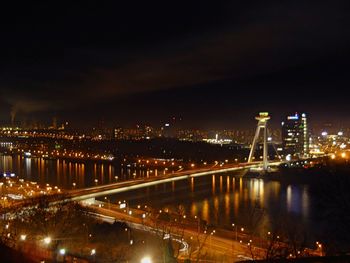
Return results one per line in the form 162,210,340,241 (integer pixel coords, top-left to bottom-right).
286,154,291,161
59,248,66,255
321,131,328,136
287,113,299,120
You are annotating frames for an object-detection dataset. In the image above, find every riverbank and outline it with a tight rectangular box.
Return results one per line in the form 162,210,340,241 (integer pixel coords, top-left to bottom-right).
90,200,323,262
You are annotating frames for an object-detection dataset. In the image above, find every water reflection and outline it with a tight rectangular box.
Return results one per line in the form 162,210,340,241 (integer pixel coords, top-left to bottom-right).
0,154,312,233
109,173,311,233
0,155,158,189
202,199,209,222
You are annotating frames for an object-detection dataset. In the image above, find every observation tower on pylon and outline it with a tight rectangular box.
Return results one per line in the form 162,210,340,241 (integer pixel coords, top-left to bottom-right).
248,112,270,171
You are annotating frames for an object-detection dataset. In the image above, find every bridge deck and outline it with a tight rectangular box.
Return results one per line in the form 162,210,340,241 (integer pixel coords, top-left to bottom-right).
68,161,282,201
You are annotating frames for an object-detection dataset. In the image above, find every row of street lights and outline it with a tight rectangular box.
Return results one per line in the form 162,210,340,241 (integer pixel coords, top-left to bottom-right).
16,233,97,261
231,223,244,241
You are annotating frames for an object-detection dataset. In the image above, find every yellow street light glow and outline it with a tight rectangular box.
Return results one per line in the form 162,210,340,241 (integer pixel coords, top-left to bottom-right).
91,249,96,255
141,256,152,263
20,234,26,241
43,236,51,244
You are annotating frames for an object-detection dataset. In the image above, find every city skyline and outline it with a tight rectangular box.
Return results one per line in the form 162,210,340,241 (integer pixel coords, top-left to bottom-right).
1,111,347,133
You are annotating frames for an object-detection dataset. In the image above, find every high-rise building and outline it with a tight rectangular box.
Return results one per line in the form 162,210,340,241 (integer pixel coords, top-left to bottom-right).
282,113,309,157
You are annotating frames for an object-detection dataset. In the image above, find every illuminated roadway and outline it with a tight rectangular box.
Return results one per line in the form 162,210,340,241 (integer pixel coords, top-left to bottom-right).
91,204,257,262
67,161,283,202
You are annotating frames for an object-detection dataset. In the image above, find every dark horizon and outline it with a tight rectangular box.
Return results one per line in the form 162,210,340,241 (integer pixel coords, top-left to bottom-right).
0,1,349,129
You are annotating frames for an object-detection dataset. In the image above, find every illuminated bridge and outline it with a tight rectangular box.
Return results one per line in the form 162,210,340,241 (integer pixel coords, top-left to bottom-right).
67,161,283,202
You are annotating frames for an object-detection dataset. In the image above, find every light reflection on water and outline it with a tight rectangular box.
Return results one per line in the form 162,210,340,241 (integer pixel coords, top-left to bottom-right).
0,155,166,189
111,175,312,234
1,155,312,233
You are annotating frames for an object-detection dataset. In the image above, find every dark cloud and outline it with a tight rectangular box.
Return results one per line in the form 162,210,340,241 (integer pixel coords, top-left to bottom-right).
0,1,349,127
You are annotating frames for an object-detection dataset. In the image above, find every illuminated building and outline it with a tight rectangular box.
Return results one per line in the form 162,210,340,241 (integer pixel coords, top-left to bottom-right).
282,113,309,157
114,125,158,140
203,133,233,145
114,127,125,140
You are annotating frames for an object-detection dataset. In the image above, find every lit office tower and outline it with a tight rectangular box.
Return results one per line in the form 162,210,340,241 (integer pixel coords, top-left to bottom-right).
282,113,309,157
301,113,309,155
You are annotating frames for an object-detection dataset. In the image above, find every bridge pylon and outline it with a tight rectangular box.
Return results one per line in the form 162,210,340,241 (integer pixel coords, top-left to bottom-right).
248,112,270,171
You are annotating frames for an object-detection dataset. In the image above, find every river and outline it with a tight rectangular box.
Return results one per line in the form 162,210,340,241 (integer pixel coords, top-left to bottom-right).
0,154,326,244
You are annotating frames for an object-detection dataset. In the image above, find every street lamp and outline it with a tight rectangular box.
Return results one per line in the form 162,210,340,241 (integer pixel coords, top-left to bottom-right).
141,256,152,263
43,236,51,245
232,223,237,240
59,248,66,255
20,234,27,241
90,249,96,262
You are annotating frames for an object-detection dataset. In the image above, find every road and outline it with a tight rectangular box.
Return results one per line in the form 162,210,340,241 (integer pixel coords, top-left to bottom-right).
90,202,258,262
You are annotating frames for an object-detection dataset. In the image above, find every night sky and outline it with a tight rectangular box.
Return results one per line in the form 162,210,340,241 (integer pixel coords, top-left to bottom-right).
0,1,349,129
